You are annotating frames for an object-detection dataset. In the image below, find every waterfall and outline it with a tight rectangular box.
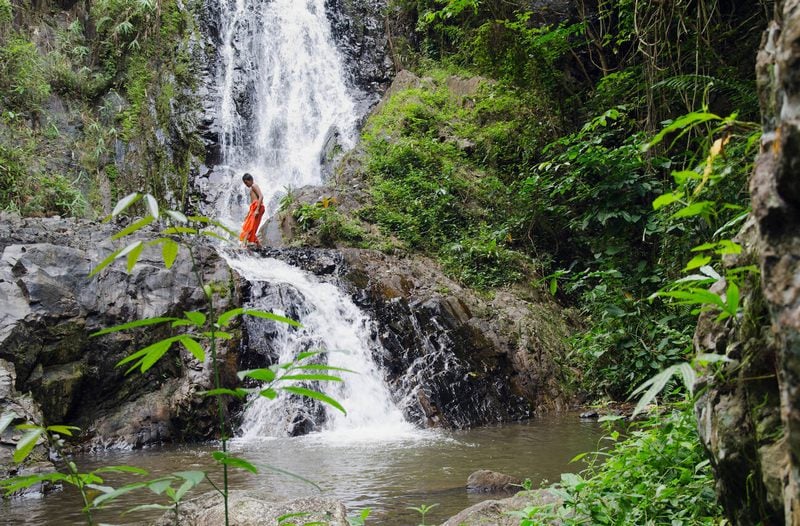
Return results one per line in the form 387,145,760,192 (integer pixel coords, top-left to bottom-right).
210,0,412,438
211,0,360,228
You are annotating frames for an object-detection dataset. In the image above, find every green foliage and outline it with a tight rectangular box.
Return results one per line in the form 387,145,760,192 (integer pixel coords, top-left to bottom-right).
407,503,439,526
515,406,724,525
0,0,12,25
0,35,51,113
293,199,365,247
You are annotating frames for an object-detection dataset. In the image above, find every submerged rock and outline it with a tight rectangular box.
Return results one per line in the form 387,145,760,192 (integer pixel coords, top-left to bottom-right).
151,491,348,526
466,470,523,493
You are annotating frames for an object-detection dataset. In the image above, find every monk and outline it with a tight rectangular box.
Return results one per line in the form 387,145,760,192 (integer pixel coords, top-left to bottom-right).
239,173,265,246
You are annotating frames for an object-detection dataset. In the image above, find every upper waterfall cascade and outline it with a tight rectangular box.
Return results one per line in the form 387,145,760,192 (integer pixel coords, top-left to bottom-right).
211,0,411,438
211,0,360,228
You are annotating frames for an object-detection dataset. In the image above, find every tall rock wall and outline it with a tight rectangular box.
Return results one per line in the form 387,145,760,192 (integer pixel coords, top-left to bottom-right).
695,2,800,524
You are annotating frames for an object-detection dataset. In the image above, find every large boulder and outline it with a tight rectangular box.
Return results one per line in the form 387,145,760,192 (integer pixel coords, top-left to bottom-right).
466,470,523,494
0,214,241,453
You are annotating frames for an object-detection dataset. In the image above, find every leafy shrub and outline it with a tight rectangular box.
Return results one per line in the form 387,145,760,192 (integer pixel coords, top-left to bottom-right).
0,35,51,113
294,201,365,247
516,406,723,525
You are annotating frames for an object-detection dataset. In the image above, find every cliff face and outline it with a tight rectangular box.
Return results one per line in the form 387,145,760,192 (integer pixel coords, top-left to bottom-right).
695,2,800,524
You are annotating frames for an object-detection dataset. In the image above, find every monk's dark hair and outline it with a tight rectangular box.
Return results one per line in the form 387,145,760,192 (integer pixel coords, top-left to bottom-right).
242,173,253,182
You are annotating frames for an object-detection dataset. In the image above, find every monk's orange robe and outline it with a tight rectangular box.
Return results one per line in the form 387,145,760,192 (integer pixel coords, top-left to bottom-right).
239,201,265,245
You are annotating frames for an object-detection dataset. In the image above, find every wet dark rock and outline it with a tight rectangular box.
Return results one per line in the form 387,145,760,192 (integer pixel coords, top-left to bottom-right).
250,247,572,430
466,470,523,493
0,214,240,452
579,410,599,419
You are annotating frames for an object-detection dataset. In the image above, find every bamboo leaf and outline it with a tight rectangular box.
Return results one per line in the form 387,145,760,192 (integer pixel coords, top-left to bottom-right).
14,428,44,463
281,386,346,415
45,425,80,437
144,194,159,219
179,336,205,362
684,255,711,272
89,246,125,277
217,307,245,327
111,216,154,241
184,311,206,326
165,210,188,223
161,239,179,269
91,317,176,337
243,309,301,327
238,368,276,382
678,363,697,394
111,192,141,218
0,413,17,435
126,242,144,273
280,374,343,383
211,452,258,474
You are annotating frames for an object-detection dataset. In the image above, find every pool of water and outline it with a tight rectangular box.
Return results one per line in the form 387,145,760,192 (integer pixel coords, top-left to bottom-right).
1,414,604,525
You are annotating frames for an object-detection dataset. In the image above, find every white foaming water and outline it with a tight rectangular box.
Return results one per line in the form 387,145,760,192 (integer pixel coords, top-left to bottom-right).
214,0,359,228
226,255,416,440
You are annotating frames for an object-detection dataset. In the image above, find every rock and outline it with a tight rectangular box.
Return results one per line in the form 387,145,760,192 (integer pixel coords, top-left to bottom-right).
441,489,561,526
579,410,599,419
244,247,572,430
693,2,800,524
0,214,241,451
466,470,523,493
150,491,348,526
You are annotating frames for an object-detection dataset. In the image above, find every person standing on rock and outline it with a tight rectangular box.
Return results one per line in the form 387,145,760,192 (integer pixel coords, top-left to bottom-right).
239,173,265,247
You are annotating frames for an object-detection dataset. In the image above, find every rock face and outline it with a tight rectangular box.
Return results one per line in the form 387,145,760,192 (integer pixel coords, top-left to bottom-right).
0,214,240,452
151,492,348,526
694,2,800,524
251,247,571,429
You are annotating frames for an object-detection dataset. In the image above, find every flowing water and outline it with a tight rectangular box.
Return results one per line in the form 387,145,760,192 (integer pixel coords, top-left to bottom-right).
2,415,604,525
209,0,360,227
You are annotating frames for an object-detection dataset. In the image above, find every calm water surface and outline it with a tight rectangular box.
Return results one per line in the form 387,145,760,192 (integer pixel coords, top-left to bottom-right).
1,414,603,525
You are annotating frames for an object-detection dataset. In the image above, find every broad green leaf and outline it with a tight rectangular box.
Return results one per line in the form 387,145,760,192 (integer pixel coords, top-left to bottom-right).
671,201,713,219
280,374,343,383
694,353,733,365
684,255,711,271
171,320,195,328
217,307,245,327
1,472,70,495
184,311,206,326
180,336,205,362
165,210,188,223
278,512,310,524
645,111,721,151
111,216,154,241
92,317,176,337
211,452,258,474
174,471,205,485
243,309,302,327
148,478,174,495
281,387,346,415
45,425,80,436
92,482,148,507
201,231,233,243
144,194,159,219
0,413,17,435
652,192,681,210
161,239,179,269
116,336,181,372
716,240,742,255
126,242,144,273
14,428,44,463
699,265,722,280
691,242,718,252
259,388,277,399
238,368,276,382
111,192,141,218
